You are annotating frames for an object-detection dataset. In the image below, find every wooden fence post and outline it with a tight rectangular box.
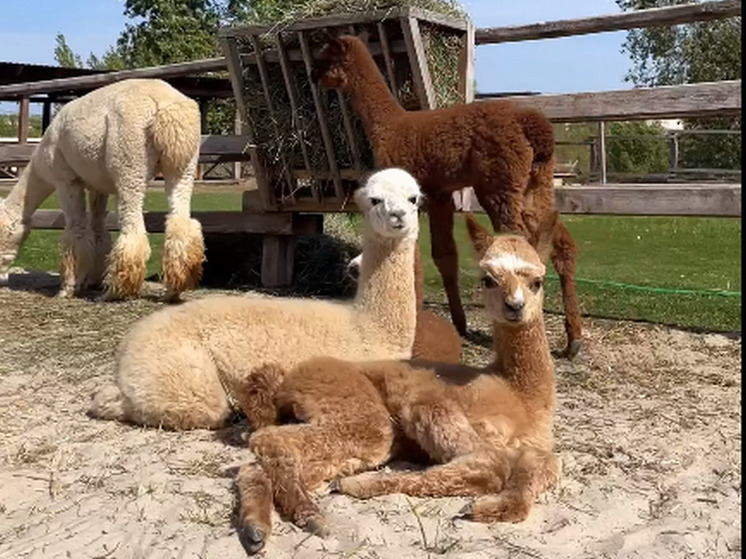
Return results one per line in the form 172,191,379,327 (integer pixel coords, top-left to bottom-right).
18,97,30,144
668,131,680,176
598,121,607,184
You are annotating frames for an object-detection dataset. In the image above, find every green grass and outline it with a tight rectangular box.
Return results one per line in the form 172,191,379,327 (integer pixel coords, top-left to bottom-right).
12,189,243,278
417,214,741,333
9,188,742,332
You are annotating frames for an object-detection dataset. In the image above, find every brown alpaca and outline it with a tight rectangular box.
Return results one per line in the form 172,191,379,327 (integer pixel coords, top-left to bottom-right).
348,244,461,363
233,216,557,554
313,35,582,357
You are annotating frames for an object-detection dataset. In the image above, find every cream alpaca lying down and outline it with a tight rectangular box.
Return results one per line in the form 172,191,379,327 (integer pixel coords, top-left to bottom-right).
89,168,422,430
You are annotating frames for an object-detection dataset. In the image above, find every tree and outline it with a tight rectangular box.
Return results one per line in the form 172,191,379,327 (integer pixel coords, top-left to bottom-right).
616,0,741,170
606,121,669,175
54,34,83,68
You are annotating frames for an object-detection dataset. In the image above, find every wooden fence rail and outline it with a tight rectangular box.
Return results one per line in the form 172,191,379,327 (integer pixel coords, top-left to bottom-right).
475,0,740,44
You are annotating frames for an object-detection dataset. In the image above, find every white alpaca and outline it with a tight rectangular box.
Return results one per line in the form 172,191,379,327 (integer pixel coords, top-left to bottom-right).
89,168,422,430
0,79,205,300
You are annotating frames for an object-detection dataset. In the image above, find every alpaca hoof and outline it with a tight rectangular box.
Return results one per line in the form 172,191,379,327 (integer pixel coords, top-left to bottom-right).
457,501,474,520
328,478,342,493
304,517,330,538
163,290,184,304
238,523,266,555
565,339,583,359
0,272,8,286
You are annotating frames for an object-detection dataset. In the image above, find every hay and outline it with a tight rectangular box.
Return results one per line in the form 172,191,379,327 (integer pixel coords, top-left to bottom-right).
243,0,467,27
227,0,467,204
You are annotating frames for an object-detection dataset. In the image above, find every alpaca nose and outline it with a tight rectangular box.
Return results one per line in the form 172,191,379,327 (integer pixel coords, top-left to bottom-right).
389,209,405,227
504,299,524,313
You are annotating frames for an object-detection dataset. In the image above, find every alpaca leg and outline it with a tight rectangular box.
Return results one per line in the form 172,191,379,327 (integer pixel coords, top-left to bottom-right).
338,450,510,499
338,397,507,499
551,220,583,357
236,463,274,555
57,182,95,298
467,447,559,523
104,187,150,300
428,197,466,335
162,151,204,301
248,425,340,534
88,190,111,290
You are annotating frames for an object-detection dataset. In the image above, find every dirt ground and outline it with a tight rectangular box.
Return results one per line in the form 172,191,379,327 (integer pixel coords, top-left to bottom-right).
0,271,741,559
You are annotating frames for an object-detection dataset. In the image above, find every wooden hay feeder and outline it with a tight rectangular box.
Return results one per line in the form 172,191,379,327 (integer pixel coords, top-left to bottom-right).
219,7,474,212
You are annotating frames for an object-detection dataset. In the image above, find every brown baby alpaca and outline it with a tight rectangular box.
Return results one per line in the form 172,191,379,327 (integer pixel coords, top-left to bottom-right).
233,215,558,554
313,35,582,357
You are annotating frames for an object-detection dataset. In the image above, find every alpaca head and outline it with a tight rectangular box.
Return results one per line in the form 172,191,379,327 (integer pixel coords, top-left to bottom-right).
355,168,421,240
312,35,360,89
466,214,546,326
0,199,27,283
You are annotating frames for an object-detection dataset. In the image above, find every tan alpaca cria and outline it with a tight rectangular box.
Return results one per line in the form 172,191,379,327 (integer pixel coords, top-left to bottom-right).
0,79,204,300
314,35,582,357
88,168,422,430
233,215,558,553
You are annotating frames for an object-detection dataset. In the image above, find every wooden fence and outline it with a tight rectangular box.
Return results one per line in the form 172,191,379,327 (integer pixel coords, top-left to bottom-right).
0,0,741,284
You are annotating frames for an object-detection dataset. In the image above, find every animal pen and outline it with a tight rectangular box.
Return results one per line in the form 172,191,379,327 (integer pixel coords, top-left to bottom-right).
0,0,741,287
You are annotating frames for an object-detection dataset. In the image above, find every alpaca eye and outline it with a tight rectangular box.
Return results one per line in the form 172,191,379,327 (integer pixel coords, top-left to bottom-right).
481,276,497,289
408,196,418,205
369,197,383,206
531,278,544,292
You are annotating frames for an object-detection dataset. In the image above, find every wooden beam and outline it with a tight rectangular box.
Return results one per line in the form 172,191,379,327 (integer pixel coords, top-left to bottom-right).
298,30,344,199
28,210,324,235
249,34,296,201
377,22,401,102
1,135,254,166
261,235,297,287
0,144,36,165
219,7,467,38
274,33,316,200
458,22,475,103
17,97,30,144
455,184,742,217
41,100,52,133
488,80,741,122
400,16,437,109
475,0,741,45
0,58,228,98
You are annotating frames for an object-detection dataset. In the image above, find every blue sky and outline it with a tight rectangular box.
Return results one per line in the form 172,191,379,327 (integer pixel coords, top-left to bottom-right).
0,0,632,113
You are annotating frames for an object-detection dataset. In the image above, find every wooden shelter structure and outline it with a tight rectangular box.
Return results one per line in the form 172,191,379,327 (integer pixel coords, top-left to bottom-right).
0,0,741,287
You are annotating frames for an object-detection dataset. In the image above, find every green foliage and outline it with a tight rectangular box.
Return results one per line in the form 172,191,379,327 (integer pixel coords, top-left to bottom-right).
0,114,42,138
615,0,741,171
606,120,669,175
53,34,83,68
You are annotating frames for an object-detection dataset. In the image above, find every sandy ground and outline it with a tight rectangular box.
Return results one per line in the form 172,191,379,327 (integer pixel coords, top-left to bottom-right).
0,271,741,559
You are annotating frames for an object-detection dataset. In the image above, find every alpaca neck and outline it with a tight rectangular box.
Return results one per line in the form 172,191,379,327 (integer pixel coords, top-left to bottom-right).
490,318,554,407
354,227,417,347
344,46,406,150
5,164,55,223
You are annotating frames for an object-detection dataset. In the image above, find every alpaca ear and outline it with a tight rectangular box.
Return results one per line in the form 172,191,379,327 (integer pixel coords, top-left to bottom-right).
465,213,493,258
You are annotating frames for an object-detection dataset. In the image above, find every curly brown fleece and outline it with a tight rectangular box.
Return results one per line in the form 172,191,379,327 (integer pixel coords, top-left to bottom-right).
314,35,582,357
